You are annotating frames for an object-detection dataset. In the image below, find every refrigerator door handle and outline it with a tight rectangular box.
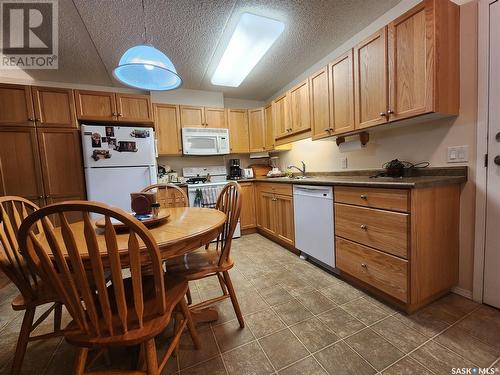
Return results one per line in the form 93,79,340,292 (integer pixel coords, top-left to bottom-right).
154,138,159,158
148,166,157,185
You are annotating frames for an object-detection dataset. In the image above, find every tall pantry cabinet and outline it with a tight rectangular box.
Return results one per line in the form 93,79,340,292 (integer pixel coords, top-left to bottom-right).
0,83,86,208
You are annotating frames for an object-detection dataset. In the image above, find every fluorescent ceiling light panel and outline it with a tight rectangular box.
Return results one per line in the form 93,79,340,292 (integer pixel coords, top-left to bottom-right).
211,13,284,87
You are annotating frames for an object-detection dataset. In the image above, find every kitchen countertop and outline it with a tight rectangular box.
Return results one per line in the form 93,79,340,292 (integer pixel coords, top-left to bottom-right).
234,166,467,188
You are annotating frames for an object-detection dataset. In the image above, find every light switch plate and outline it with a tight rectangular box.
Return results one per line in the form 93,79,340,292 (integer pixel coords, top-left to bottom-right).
340,157,348,169
447,145,469,163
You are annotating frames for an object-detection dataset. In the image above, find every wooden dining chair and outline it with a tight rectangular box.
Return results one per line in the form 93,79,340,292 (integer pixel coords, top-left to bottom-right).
165,182,244,327
18,201,200,375
0,196,63,375
141,183,188,208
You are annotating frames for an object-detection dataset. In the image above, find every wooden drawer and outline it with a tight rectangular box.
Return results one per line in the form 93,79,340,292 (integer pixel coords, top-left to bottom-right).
335,203,408,258
256,182,292,196
335,186,409,212
336,237,408,302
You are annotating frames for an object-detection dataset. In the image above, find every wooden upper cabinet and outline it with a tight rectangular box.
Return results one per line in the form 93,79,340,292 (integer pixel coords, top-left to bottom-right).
248,108,266,152
179,105,205,128
32,87,77,128
388,2,429,121
388,0,459,121
0,83,35,127
115,93,152,123
272,94,288,138
0,127,43,200
154,104,182,156
75,90,117,121
227,109,249,153
204,107,227,128
329,50,355,135
36,128,85,200
354,27,389,129
288,79,311,134
310,67,331,140
264,104,275,150
240,182,256,230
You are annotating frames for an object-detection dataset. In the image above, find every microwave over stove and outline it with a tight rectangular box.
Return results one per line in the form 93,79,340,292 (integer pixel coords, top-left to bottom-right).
182,128,230,156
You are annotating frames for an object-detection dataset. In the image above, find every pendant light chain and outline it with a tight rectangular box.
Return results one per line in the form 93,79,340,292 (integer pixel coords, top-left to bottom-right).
142,0,148,43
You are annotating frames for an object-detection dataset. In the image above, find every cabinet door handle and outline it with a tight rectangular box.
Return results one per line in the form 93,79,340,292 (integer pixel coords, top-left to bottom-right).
387,109,394,115
361,263,367,268
118,113,123,117
28,117,35,121
360,194,367,199
360,225,367,230
379,112,387,117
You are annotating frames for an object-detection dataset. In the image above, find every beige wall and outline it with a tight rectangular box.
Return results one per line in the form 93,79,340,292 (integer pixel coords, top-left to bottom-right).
275,1,478,294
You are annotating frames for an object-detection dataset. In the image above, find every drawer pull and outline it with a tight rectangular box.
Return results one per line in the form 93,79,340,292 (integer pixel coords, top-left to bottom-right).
361,263,367,268
360,225,367,230
360,194,368,199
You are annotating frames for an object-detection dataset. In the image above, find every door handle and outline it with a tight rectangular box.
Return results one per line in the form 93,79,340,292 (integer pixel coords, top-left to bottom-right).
494,155,500,166
496,132,500,142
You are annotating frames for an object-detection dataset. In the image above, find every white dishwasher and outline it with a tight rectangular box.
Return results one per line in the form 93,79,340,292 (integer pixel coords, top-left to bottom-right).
293,185,335,268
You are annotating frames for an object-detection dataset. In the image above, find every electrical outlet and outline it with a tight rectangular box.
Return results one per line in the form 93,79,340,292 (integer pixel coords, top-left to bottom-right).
447,146,469,163
340,157,348,169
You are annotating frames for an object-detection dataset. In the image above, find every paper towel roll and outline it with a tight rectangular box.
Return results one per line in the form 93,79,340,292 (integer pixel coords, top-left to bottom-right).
338,139,366,153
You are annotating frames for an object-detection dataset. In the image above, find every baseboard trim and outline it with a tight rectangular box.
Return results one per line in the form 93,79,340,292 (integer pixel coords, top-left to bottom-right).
451,286,473,299
241,227,257,235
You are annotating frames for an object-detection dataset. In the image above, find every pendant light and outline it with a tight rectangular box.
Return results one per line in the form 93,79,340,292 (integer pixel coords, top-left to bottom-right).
113,0,182,91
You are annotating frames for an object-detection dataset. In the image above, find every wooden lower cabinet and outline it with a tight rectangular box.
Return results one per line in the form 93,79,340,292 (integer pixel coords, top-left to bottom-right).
336,237,408,302
239,182,256,230
274,194,294,246
335,184,460,312
255,183,294,246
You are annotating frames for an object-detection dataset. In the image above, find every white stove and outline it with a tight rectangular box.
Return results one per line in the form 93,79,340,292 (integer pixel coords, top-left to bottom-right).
183,166,240,238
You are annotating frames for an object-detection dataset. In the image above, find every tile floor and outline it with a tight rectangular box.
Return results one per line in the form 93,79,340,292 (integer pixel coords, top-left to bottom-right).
1,233,499,374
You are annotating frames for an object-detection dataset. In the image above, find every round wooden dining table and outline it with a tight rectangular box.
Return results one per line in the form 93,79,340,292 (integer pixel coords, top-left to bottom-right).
43,207,227,324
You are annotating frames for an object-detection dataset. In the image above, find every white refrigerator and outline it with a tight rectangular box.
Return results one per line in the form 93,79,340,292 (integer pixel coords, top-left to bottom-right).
81,124,157,212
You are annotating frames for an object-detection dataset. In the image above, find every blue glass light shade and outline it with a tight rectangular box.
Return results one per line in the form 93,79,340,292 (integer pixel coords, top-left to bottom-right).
113,45,182,91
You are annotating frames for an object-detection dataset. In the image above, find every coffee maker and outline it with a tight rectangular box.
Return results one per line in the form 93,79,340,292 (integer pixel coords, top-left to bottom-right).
228,159,241,180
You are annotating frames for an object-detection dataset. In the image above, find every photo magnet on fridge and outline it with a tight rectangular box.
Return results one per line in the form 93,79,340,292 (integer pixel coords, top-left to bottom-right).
105,126,114,137
91,133,102,148
108,138,117,149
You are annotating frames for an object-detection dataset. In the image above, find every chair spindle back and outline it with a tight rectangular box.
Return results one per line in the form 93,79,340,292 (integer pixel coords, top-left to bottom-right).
141,183,188,208
18,201,166,339
0,197,41,300
213,182,241,266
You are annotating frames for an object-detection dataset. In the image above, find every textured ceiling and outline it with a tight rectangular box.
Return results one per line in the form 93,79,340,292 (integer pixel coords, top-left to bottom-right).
1,0,402,100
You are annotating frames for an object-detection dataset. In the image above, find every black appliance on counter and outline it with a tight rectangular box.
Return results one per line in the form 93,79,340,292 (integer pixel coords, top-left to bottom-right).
371,159,430,178
228,159,242,180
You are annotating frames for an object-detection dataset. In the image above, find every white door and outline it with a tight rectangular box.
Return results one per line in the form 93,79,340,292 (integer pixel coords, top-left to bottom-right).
484,0,500,308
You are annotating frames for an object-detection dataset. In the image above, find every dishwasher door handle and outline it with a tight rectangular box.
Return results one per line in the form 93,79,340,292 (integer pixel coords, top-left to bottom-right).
294,185,333,197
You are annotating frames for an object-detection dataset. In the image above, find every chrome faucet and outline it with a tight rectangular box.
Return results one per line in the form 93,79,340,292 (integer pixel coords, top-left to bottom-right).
288,161,306,177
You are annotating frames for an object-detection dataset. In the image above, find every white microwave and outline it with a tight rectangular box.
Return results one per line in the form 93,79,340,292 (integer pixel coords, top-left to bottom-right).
182,128,230,155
